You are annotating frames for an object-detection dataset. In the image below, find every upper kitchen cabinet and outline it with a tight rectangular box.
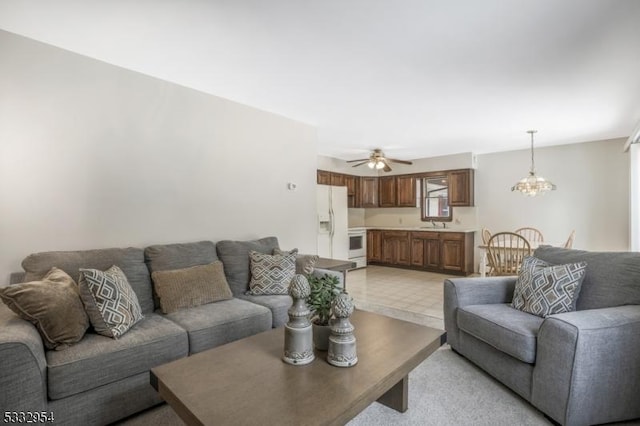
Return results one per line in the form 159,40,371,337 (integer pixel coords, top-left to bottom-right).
317,170,331,185
330,172,345,187
448,169,474,206
360,177,379,208
343,175,359,208
396,175,417,207
378,176,396,207
379,175,416,208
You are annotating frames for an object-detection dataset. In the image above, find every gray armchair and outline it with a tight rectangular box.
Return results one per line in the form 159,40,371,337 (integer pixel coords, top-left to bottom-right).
444,246,640,426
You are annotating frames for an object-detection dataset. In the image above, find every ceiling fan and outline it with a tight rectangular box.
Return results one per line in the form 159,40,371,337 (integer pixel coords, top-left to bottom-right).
346,149,413,172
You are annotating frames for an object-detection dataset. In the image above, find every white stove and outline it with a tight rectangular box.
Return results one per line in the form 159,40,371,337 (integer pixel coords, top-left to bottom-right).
348,228,367,269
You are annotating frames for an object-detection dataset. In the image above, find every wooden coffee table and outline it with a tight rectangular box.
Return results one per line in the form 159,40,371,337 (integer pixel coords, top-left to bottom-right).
150,310,445,426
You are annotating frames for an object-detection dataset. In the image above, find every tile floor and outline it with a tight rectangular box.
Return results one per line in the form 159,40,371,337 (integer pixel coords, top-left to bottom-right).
345,265,458,330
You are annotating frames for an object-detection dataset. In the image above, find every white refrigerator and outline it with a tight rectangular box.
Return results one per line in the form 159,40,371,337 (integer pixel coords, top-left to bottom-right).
317,185,349,260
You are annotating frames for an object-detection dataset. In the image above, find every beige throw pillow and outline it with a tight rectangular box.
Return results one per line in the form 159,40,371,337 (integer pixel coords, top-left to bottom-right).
79,265,144,338
151,261,233,314
0,267,89,350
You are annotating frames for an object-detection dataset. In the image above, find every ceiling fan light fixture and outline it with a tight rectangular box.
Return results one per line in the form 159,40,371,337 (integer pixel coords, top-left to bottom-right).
375,161,385,169
511,130,556,196
367,161,376,169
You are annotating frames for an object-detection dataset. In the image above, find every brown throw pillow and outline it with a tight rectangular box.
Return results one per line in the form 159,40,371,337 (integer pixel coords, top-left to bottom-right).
0,267,89,350
273,248,319,275
151,261,233,314
79,265,144,338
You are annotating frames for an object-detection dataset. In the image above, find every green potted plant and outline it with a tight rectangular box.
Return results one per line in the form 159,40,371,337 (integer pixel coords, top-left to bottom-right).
306,273,341,350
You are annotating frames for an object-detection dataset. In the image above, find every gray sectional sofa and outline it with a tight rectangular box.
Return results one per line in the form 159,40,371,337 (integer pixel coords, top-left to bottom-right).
0,237,339,425
444,246,640,426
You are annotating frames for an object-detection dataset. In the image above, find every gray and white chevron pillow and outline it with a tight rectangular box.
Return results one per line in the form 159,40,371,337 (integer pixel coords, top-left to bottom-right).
248,251,296,295
512,256,587,318
79,265,144,338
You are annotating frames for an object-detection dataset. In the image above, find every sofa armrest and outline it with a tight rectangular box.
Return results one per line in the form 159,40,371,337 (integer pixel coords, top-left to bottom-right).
532,305,640,426
443,276,517,350
311,268,344,291
0,304,48,412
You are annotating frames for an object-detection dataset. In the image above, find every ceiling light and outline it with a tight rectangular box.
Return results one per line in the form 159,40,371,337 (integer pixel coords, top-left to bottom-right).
375,161,385,169
367,161,375,169
511,130,556,196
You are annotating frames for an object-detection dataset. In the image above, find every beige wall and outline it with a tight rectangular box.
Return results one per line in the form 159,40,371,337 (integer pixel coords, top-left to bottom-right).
0,31,318,282
475,138,629,257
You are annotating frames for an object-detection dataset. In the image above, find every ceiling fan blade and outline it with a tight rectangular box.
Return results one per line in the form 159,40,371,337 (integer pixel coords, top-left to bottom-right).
346,158,370,163
351,160,370,167
382,160,392,172
387,158,413,165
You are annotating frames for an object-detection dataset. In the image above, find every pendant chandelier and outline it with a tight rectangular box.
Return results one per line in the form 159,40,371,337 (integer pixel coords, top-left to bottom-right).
511,130,556,196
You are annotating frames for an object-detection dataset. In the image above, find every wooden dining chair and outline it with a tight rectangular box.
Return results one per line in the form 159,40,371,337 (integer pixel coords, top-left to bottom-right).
486,232,531,276
563,230,576,249
515,227,544,245
481,227,493,275
481,227,492,245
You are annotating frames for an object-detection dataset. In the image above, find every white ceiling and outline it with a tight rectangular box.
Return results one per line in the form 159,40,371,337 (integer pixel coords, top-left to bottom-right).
1,0,639,160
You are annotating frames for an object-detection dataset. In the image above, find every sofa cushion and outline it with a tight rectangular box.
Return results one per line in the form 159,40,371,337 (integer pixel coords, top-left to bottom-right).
144,241,217,273
534,246,640,310
78,266,144,338
248,251,296,295
458,303,544,363
21,247,154,314
216,237,280,296
512,256,587,318
164,298,272,354
46,313,187,400
0,267,89,350
151,261,233,314
237,294,292,327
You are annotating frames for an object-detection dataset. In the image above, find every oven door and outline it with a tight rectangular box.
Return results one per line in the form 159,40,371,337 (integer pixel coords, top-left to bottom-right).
348,233,366,259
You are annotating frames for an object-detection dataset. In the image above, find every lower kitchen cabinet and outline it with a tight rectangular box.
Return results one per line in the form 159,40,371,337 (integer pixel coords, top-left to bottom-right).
381,231,410,266
368,229,474,276
367,230,382,262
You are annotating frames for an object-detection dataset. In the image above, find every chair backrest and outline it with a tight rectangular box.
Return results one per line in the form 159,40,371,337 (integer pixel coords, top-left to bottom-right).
563,230,576,249
486,232,531,276
515,227,544,245
481,227,492,245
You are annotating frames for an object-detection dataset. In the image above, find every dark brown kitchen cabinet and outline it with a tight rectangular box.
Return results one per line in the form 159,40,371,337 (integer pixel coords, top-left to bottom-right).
413,231,473,275
440,232,470,273
330,173,345,187
317,170,331,185
381,231,410,265
367,230,382,262
372,230,474,276
360,177,379,208
448,169,474,206
343,175,359,208
396,176,417,207
378,176,397,207
410,231,440,269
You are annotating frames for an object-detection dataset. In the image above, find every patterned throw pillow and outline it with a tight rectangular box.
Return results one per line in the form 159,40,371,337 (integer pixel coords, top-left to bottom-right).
248,251,296,295
79,265,144,338
0,267,90,350
151,261,233,314
273,248,319,275
512,256,587,318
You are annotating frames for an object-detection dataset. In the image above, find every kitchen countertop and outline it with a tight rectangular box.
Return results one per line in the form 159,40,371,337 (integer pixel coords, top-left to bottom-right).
349,226,477,233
